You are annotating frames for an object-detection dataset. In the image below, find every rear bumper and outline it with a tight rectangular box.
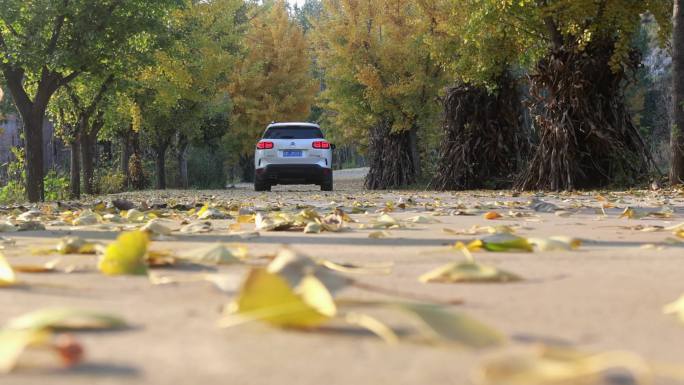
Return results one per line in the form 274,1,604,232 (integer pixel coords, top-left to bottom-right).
255,164,332,185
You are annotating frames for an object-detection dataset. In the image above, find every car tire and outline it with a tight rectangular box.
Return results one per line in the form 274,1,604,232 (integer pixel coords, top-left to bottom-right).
254,181,271,192
320,176,333,191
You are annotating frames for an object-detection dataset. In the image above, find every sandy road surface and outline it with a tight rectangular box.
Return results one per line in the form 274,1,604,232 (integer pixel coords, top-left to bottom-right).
1,178,684,385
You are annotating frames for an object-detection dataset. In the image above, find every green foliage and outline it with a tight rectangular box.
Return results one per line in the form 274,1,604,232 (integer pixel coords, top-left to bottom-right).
428,0,673,83
0,0,183,80
187,147,228,189
93,169,126,195
0,147,26,204
43,170,69,201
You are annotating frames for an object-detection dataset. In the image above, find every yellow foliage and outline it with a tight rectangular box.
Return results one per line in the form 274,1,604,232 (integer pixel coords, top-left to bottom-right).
229,0,319,155
313,0,447,144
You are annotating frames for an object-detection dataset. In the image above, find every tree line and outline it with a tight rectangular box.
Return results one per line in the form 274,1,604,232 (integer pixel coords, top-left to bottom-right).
0,0,681,202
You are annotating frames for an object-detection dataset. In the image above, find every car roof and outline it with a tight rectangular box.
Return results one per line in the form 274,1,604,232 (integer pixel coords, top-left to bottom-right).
266,122,320,129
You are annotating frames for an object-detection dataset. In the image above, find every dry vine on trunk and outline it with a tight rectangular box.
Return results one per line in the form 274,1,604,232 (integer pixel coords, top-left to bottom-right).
365,119,417,189
516,40,655,191
432,75,526,190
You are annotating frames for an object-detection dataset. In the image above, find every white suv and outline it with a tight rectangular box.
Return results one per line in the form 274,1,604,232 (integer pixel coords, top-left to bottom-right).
254,122,334,191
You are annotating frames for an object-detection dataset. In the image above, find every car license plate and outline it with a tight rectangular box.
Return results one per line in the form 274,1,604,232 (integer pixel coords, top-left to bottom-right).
283,150,302,157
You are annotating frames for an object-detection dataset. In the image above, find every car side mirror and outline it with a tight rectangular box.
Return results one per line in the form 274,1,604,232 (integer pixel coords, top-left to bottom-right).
330,144,336,150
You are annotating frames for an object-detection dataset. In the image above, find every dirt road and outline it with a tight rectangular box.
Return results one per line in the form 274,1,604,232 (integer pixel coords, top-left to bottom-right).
1,180,684,385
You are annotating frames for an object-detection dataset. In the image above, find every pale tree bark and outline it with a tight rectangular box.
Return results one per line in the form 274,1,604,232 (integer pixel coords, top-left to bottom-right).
671,0,684,184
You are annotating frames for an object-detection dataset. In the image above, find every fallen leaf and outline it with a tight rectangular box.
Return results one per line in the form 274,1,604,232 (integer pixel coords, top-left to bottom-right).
72,210,100,226
469,233,533,252
664,294,684,323
419,261,522,284
97,231,149,276
178,244,246,265
0,252,17,287
304,222,322,234
0,222,18,233
530,199,560,213
393,303,504,348
123,209,145,222
420,242,522,283
180,221,213,234
527,236,581,252
198,206,228,220
368,231,391,239
221,268,336,328
409,215,441,224
0,329,52,373
141,219,174,236
11,259,60,273
5,308,127,331
363,214,402,229
55,237,98,255
266,249,351,293
344,312,399,344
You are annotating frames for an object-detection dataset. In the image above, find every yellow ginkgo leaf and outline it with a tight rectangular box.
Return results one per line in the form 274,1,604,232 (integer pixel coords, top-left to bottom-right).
97,231,149,276
362,214,402,229
237,214,255,224
267,248,350,294
527,236,582,251
419,261,522,284
304,222,322,234
55,237,98,254
664,294,684,323
71,210,101,226
178,244,246,265
0,252,17,287
141,219,174,236
223,268,335,328
5,308,127,331
469,233,533,252
394,303,505,348
0,329,52,374
0,222,18,233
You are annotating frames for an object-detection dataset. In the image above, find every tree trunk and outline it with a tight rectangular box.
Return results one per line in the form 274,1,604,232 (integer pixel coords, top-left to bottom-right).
69,137,81,199
177,136,189,189
432,75,526,190
364,118,417,189
516,39,654,190
23,110,45,202
80,131,96,195
155,146,167,190
121,135,131,183
409,126,421,179
671,0,684,185
240,155,255,183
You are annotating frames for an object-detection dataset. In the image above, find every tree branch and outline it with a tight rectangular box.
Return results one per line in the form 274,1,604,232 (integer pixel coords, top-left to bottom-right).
84,74,115,118
46,0,70,55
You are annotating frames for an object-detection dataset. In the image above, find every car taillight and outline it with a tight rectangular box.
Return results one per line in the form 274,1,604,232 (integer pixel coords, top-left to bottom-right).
312,141,330,149
256,141,274,149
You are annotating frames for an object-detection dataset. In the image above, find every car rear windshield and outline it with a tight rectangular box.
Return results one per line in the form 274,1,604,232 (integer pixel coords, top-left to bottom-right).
263,126,323,139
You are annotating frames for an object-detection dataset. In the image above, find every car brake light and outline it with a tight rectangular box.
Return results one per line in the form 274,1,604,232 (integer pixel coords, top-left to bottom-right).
312,141,330,149
256,141,274,149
